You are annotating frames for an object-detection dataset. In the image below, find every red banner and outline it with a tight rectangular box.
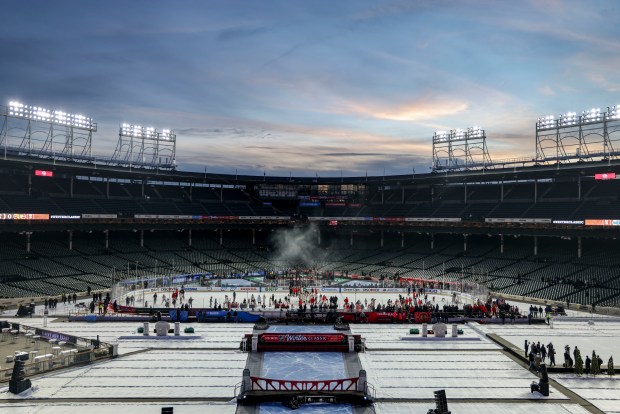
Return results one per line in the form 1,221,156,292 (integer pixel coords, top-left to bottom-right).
595,173,616,180
414,312,432,323
260,334,346,343
35,169,54,177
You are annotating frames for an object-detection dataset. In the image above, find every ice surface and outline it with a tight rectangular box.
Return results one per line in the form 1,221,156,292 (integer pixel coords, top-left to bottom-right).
266,325,338,333
262,352,345,380
258,402,352,414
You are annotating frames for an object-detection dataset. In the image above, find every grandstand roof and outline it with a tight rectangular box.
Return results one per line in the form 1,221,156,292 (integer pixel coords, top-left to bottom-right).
3,154,620,186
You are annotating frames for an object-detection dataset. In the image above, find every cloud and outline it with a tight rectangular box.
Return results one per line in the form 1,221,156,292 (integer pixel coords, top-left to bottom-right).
335,96,469,121
351,0,440,22
217,26,268,41
539,85,556,96
321,152,397,157
256,32,343,72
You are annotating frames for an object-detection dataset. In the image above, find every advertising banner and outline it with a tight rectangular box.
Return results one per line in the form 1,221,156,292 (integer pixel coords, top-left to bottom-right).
260,334,346,343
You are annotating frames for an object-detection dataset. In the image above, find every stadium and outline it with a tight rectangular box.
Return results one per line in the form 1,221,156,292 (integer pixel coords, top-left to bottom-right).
0,99,619,414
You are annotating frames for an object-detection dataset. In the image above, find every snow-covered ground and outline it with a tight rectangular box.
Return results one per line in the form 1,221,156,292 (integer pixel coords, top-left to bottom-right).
2,292,619,413
479,317,620,414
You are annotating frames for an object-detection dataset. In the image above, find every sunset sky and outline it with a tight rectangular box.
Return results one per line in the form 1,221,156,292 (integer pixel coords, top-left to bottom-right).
2,0,620,176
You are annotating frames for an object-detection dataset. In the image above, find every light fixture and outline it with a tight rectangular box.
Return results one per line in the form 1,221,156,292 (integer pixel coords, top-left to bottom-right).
434,130,449,142
120,124,174,140
607,105,620,120
582,107,602,123
467,126,484,138
560,112,577,126
536,115,556,130
7,101,95,130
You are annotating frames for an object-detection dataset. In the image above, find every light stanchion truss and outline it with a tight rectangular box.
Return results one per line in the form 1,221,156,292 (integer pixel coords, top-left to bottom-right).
110,123,176,170
432,126,493,171
535,105,620,164
0,101,97,162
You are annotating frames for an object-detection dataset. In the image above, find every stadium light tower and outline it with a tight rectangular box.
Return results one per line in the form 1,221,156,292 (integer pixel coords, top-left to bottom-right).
432,126,492,171
1,101,96,161
111,123,176,170
535,104,620,164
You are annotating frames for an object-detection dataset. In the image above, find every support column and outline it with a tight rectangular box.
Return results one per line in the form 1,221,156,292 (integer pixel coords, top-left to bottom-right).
500,234,504,254
577,237,582,259
380,230,384,248
140,230,144,247
500,181,504,202
189,184,193,202
219,228,223,245
534,180,538,203
401,232,405,248
104,230,109,249
350,231,354,247
430,233,435,250
402,186,405,204
188,229,192,247
464,182,467,203
26,232,31,253
141,180,145,198
534,236,538,256
28,175,32,197
106,180,110,199
68,230,73,251
70,176,74,198
251,229,255,246
317,229,321,245
578,176,581,201
463,234,467,252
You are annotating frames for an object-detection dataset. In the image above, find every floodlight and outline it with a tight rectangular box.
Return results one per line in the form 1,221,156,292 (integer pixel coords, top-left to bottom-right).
159,129,174,140
6,101,95,130
434,131,449,142
536,115,556,130
607,105,620,120
468,126,483,138
560,112,577,126
454,128,465,140
119,124,160,139
582,108,602,123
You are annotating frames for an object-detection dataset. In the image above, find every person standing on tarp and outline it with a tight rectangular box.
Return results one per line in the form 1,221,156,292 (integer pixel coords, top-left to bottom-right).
548,343,556,366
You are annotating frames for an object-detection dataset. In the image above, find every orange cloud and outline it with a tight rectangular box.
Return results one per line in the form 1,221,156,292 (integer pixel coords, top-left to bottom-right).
334,96,469,121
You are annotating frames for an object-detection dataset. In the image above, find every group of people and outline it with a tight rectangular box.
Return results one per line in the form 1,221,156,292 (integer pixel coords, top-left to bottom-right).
526,340,557,370
526,340,608,374
561,345,605,373
150,287,193,309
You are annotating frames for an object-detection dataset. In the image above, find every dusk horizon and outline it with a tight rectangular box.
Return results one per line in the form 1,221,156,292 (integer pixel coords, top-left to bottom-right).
2,0,619,177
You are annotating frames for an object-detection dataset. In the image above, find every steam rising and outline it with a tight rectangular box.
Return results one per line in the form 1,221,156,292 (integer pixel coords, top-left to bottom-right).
271,224,327,269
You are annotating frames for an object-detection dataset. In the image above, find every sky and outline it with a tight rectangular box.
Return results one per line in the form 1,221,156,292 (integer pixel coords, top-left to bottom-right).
1,0,620,177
